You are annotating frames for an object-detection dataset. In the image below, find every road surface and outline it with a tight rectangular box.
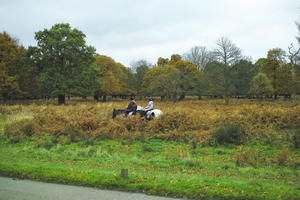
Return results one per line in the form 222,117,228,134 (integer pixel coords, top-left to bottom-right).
0,176,184,200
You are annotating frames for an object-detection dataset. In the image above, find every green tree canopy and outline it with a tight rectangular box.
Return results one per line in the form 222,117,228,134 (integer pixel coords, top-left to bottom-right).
32,23,97,104
231,60,258,96
249,72,274,98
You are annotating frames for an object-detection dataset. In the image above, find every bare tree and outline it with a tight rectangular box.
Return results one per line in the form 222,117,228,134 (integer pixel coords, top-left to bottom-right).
212,37,242,104
213,37,242,66
183,46,215,71
288,43,300,66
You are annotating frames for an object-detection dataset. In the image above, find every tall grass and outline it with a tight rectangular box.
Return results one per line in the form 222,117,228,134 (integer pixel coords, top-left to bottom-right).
1,100,300,144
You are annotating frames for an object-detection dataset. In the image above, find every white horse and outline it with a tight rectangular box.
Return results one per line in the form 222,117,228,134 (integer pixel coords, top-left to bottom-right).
135,105,163,120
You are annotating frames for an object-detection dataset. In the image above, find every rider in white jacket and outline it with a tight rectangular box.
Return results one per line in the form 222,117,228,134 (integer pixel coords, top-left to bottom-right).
144,97,154,117
145,98,153,110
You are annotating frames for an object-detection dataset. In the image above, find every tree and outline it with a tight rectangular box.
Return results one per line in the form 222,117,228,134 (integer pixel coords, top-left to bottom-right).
257,48,293,99
249,73,274,99
143,55,199,101
213,37,242,66
32,23,97,104
172,60,199,100
0,32,22,100
170,54,182,62
16,46,41,99
212,37,242,104
142,65,182,101
130,59,151,95
183,46,215,70
231,60,258,96
93,55,134,101
204,61,229,97
157,57,169,66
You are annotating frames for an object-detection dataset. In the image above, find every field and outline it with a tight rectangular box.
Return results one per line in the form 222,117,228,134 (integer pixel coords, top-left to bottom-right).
0,99,300,200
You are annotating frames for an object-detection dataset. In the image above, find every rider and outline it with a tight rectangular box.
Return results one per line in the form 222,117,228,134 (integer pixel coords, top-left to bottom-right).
126,97,137,116
144,97,154,118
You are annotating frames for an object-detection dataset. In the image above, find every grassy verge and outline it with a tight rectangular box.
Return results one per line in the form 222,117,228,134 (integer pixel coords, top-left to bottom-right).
0,136,299,200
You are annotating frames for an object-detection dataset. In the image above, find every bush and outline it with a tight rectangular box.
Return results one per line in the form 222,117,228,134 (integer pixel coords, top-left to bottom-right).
35,137,55,149
275,148,291,166
292,131,300,149
3,119,36,139
147,112,199,133
212,124,245,145
92,120,129,139
77,117,101,131
234,149,260,167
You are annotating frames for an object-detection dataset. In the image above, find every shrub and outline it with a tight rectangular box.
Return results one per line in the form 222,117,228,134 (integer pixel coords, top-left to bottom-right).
141,144,154,152
275,148,291,166
3,119,36,138
35,137,55,149
234,149,260,167
117,115,147,132
77,117,101,131
92,120,129,139
212,124,245,145
292,131,300,149
147,112,199,133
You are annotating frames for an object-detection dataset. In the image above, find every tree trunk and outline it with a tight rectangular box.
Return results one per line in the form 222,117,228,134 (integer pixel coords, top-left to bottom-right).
172,95,177,102
102,95,107,102
58,94,65,105
198,95,202,100
94,93,99,101
160,96,165,101
224,96,230,105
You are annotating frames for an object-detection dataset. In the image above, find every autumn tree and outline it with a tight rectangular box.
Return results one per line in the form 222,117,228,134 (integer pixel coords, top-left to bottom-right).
143,55,199,100
0,32,22,100
258,48,294,99
93,55,134,101
170,54,182,62
157,57,169,66
31,23,97,104
172,60,199,100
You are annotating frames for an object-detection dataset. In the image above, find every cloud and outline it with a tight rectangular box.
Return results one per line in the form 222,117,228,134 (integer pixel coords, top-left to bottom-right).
0,0,299,66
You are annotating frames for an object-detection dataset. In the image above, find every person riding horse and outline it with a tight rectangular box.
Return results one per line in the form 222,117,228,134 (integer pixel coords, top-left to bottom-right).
141,97,154,118
125,97,137,116
112,96,162,119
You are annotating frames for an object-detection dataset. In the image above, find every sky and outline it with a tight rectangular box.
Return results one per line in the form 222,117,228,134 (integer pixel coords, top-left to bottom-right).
0,0,299,67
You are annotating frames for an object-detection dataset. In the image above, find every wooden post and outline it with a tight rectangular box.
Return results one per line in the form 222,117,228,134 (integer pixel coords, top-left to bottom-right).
120,169,128,178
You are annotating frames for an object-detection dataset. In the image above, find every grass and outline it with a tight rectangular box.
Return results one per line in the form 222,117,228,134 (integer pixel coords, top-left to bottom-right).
0,136,299,200
0,99,299,199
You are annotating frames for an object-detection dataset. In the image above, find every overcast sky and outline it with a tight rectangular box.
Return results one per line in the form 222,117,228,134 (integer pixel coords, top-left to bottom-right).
0,0,299,66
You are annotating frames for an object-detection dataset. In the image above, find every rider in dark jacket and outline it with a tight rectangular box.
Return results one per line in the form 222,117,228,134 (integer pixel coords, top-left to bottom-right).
126,97,137,116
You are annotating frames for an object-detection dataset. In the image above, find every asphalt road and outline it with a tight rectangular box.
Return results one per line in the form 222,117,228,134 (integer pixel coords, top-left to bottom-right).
0,176,183,200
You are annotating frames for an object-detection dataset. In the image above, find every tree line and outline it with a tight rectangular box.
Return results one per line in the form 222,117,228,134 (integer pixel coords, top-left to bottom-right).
1,23,300,104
